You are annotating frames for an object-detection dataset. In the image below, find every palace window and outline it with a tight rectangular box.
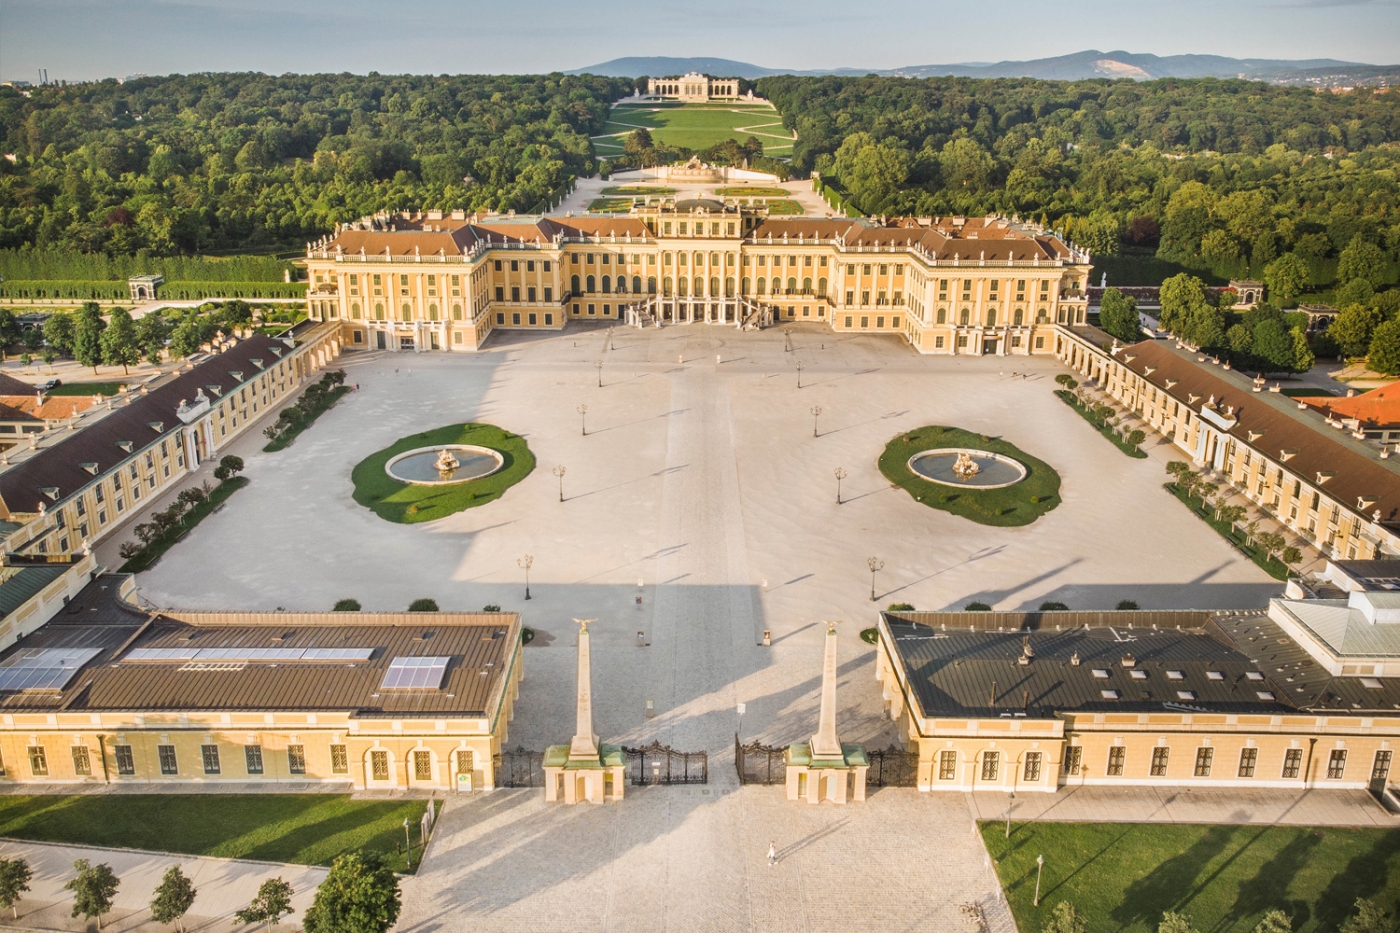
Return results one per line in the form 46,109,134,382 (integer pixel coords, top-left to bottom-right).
246,745,264,775
159,745,178,775
72,746,92,776
1372,750,1392,782
288,745,306,775
456,750,474,776
1238,748,1258,778
1327,749,1347,779
981,751,999,782
27,746,47,777
115,745,135,775
1106,747,1125,776
1282,748,1303,779
331,745,349,774
370,750,390,781
414,751,433,781
1150,747,1170,777
1195,747,1214,777
939,751,957,780
202,745,221,775
1024,752,1042,782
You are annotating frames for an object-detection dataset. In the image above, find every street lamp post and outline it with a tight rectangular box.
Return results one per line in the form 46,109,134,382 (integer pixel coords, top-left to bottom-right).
834,467,847,504
1034,854,1045,906
595,359,604,388
796,359,804,389
577,403,588,436
1005,791,1015,838
810,405,822,438
552,464,566,502
867,556,883,602
403,817,413,868
518,554,533,600
607,326,614,351
784,328,792,352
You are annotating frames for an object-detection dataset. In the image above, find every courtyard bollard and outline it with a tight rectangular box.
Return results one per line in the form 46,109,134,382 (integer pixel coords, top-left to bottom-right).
637,630,646,647
762,630,771,646
646,698,655,718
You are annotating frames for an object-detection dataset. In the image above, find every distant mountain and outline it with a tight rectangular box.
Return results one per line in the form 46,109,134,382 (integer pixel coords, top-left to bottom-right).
568,51,1389,87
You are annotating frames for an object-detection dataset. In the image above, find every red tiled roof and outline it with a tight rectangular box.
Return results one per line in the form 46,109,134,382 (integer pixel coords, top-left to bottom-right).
1297,382,1400,429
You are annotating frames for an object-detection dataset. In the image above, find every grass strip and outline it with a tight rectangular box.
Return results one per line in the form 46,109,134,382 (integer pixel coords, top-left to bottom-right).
981,820,1400,933
1055,389,1148,458
0,794,428,874
1164,481,1289,580
877,425,1060,527
601,186,676,196
263,384,350,452
352,422,534,523
117,476,248,573
45,381,125,396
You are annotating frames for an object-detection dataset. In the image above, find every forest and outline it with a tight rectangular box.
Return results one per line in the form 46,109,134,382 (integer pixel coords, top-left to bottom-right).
0,71,630,255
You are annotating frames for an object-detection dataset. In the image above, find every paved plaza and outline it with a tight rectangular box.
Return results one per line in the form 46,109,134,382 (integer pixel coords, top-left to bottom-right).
106,324,1289,930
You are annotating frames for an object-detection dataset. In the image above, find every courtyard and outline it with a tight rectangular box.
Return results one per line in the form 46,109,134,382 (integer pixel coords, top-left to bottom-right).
108,324,1285,930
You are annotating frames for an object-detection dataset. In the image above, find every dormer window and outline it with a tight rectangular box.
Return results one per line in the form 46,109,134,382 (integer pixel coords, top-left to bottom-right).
116,441,133,453
1316,472,1335,484
206,385,223,397
80,462,98,475
148,421,164,433
1279,449,1297,462
229,371,244,382
250,359,264,370
41,487,59,500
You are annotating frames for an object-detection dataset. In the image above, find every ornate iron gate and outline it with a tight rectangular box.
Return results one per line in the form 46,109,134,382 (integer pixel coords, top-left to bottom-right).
865,744,919,787
493,747,544,788
735,734,786,785
623,741,708,785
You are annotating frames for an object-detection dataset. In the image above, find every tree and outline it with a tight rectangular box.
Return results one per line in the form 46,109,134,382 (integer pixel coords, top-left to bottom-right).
21,326,42,353
0,856,32,920
1253,910,1293,933
1257,531,1288,563
333,599,361,611
964,601,992,611
214,454,245,481
65,859,119,930
1252,319,1297,373
1291,325,1315,372
1338,234,1387,288
301,851,401,933
1281,546,1304,567
0,309,19,362
1263,253,1310,307
1040,601,1069,610
1117,600,1140,610
1055,373,1078,389
1126,429,1146,450
43,312,75,355
1099,288,1142,343
408,598,439,612
1220,504,1248,528
1329,304,1383,358
72,303,107,375
149,865,197,932
100,308,141,373
1043,901,1087,933
235,877,294,928
1339,897,1394,933
1369,319,1400,375
1159,912,1200,933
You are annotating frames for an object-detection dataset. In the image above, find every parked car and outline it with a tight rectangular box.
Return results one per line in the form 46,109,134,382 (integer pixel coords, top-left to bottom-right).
35,379,61,392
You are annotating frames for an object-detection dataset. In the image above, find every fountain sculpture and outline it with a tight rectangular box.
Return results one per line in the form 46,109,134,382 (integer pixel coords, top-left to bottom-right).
951,450,981,481
434,447,461,475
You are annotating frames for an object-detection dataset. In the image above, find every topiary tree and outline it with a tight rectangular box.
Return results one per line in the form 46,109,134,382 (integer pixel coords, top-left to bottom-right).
1339,898,1394,933
65,859,119,930
301,851,401,933
1126,429,1146,450
333,599,361,611
1043,901,1087,933
1039,601,1069,611
482,604,501,612
235,877,294,928
886,602,915,611
1281,546,1304,568
963,601,992,611
1054,373,1078,389
0,856,32,919
1116,600,1140,610
149,865,197,932
408,598,439,612
214,454,245,481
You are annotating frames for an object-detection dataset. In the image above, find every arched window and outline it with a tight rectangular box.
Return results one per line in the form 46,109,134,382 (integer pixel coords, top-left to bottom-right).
802,277,812,295
986,308,996,327
1037,307,1048,323
1013,308,1023,326
602,275,611,294
694,277,703,297
571,274,580,294
633,276,642,294
771,277,781,294
742,276,752,295
617,277,628,294
663,277,673,297
936,307,946,324
710,277,720,298
817,278,827,298
453,304,463,321
351,302,362,320
374,303,385,321
648,276,657,294
756,278,766,295
725,277,735,298
960,308,970,325
402,303,412,322
428,303,438,321
787,277,797,295
586,275,596,293
678,278,688,297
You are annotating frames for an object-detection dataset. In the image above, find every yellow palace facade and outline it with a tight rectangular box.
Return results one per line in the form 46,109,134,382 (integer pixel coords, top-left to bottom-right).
303,201,1091,356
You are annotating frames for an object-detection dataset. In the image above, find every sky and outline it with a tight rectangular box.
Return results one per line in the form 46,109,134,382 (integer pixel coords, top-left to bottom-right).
2,0,1399,83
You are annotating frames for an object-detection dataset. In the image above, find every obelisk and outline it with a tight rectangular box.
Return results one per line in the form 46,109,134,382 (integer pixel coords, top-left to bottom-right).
810,620,843,759
568,619,600,762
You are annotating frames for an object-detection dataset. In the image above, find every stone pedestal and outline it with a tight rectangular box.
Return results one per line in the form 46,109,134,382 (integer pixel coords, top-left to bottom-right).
785,742,869,804
546,619,625,804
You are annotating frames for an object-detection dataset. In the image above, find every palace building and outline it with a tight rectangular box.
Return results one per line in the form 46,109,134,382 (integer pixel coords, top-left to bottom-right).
0,575,523,792
874,572,1400,796
302,205,1091,356
644,73,740,102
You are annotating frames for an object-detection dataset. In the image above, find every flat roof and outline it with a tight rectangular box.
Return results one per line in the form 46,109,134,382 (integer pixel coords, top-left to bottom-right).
0,576,521,719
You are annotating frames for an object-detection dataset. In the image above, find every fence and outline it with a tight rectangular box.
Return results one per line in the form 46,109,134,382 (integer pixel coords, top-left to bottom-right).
735,734,786,785
622,741,708,785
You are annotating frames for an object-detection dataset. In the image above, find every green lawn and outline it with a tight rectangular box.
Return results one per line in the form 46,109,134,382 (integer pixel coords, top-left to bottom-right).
982,821,1400,933
601,185,675,196
762,199,804,216
1165,481,1290,580
0,795,428,873
714,186,790,197
352,422,534,523
588,197,635,213
877,425,1061,526
594,103,791,156
46,381,125,396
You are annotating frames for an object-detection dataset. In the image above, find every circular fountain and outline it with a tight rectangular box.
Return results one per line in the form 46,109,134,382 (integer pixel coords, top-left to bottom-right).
385,445,504,486
906,448,1028,489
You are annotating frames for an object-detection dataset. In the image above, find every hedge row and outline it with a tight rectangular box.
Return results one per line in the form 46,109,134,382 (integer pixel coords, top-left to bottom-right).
0,281,307,300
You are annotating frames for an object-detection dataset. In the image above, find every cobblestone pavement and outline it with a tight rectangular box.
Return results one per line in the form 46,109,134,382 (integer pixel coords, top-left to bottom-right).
397,787,1016,933
0,840,323,933
969,785,1399,827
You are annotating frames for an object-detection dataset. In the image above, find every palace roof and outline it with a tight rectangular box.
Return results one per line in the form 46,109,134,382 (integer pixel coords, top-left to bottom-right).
0,575,521,718
1296,381,1400,429
0,334,291,519
1114,339,1400,527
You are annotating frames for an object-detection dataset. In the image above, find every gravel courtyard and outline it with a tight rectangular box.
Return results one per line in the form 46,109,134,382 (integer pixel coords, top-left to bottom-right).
127,323,1280,931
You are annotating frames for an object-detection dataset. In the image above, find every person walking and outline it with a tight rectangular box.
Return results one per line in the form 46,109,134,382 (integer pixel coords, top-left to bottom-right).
767,841,777,867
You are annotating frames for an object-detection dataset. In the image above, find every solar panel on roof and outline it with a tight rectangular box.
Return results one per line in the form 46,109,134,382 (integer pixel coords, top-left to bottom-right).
381,656,451,690
124,646,374,664
0,647,102,693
